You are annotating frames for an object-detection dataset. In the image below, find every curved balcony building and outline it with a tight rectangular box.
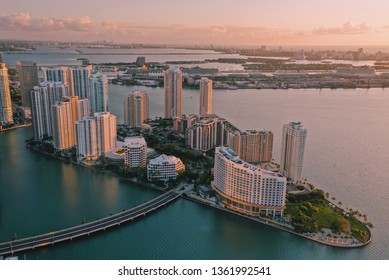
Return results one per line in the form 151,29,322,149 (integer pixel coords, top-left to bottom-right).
213,146,286,217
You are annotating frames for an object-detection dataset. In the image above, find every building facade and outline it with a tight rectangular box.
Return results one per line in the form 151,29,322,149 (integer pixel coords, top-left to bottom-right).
51,101,75,151
199,77,212,115
42,67,72,95
147,154,185,181
123,136,147,169
280,122,307,183
17,61,39,108
173,114,198,136
89,72,108,114
30,82,68,139
0,63,13,125
238,130,274,163
75,117,98,161
70,65,92,99
164,67,182,118
213,147,286,217
124,91,149,128
94,112,117,154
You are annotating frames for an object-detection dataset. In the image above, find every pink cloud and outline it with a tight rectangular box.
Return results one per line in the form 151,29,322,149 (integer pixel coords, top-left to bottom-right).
312,22,371,35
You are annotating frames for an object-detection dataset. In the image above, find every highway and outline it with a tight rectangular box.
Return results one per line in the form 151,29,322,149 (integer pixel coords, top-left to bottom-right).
0,190,180,257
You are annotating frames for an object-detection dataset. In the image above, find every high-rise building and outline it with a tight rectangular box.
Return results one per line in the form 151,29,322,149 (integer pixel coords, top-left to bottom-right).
123,136,147,169
42,67,72,95
186,117,217,152
51,101,75,151
258,130,273,163
89,72,108,114
173,114,198,136
94,112,117,154
30,82,68,139
280,122,307,183
199,77,212,115
61,96,89,121
0,63,13,125
75,117,98,161
70,65,92,99
75,112,117,162
17,61,39,108
213,146,286,217
238,130,274,163
0,53,3,63
147,154,185,181
164,67,182,118
77,98,90,120
124,91,149,127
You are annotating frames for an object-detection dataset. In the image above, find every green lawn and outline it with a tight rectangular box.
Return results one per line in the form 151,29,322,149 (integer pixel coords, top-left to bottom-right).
285,200,365,239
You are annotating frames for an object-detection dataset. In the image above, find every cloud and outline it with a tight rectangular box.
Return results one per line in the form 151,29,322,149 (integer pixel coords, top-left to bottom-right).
0,13,31,29
0,13,92,32
312,22,371,35
0,13,380,45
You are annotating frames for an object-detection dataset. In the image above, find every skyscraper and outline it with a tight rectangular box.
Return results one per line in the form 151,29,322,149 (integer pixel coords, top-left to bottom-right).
30,82,68,139
0,63,13,125
76,117,98,161
124,91,149,127
42,67,72,95
17,61,39,108
89,72,108,114
69,65,92,99
280,122,307,183
94,112,117,154
238,130,274,163
199,77,212,115
51,101,75,151
164,67,182,118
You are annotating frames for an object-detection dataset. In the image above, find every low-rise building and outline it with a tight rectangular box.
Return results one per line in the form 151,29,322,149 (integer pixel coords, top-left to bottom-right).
147,154,185,181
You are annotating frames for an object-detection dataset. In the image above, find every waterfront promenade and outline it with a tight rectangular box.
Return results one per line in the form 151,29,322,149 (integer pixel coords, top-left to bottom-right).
0,190,180,257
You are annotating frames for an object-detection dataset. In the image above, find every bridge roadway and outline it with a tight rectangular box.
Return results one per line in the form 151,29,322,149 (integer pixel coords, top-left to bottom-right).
0,190,180,257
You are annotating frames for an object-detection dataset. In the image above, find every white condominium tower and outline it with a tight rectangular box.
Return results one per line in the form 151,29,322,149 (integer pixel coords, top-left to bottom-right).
0,63,13,125
199,77,212,115
94,112,117,154
30,82,68,139
164,66,182,118
213,147,286,217
17,61,39,108
42,67,72,95
75,117,98,161
124,91,149,128
123,136,147,169
280,122,307,183
76,112,117,161
89,71,108,114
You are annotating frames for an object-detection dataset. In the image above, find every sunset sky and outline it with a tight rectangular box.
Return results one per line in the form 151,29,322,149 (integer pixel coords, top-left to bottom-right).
1,0,389,46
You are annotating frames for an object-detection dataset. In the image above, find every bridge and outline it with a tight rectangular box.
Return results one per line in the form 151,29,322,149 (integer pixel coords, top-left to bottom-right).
0,190,181,257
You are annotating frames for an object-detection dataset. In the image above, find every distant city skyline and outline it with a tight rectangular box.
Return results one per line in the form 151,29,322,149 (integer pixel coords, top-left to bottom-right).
2,1,389,46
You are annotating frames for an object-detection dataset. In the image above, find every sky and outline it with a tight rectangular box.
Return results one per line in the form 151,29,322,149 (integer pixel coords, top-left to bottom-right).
1,0,389,46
